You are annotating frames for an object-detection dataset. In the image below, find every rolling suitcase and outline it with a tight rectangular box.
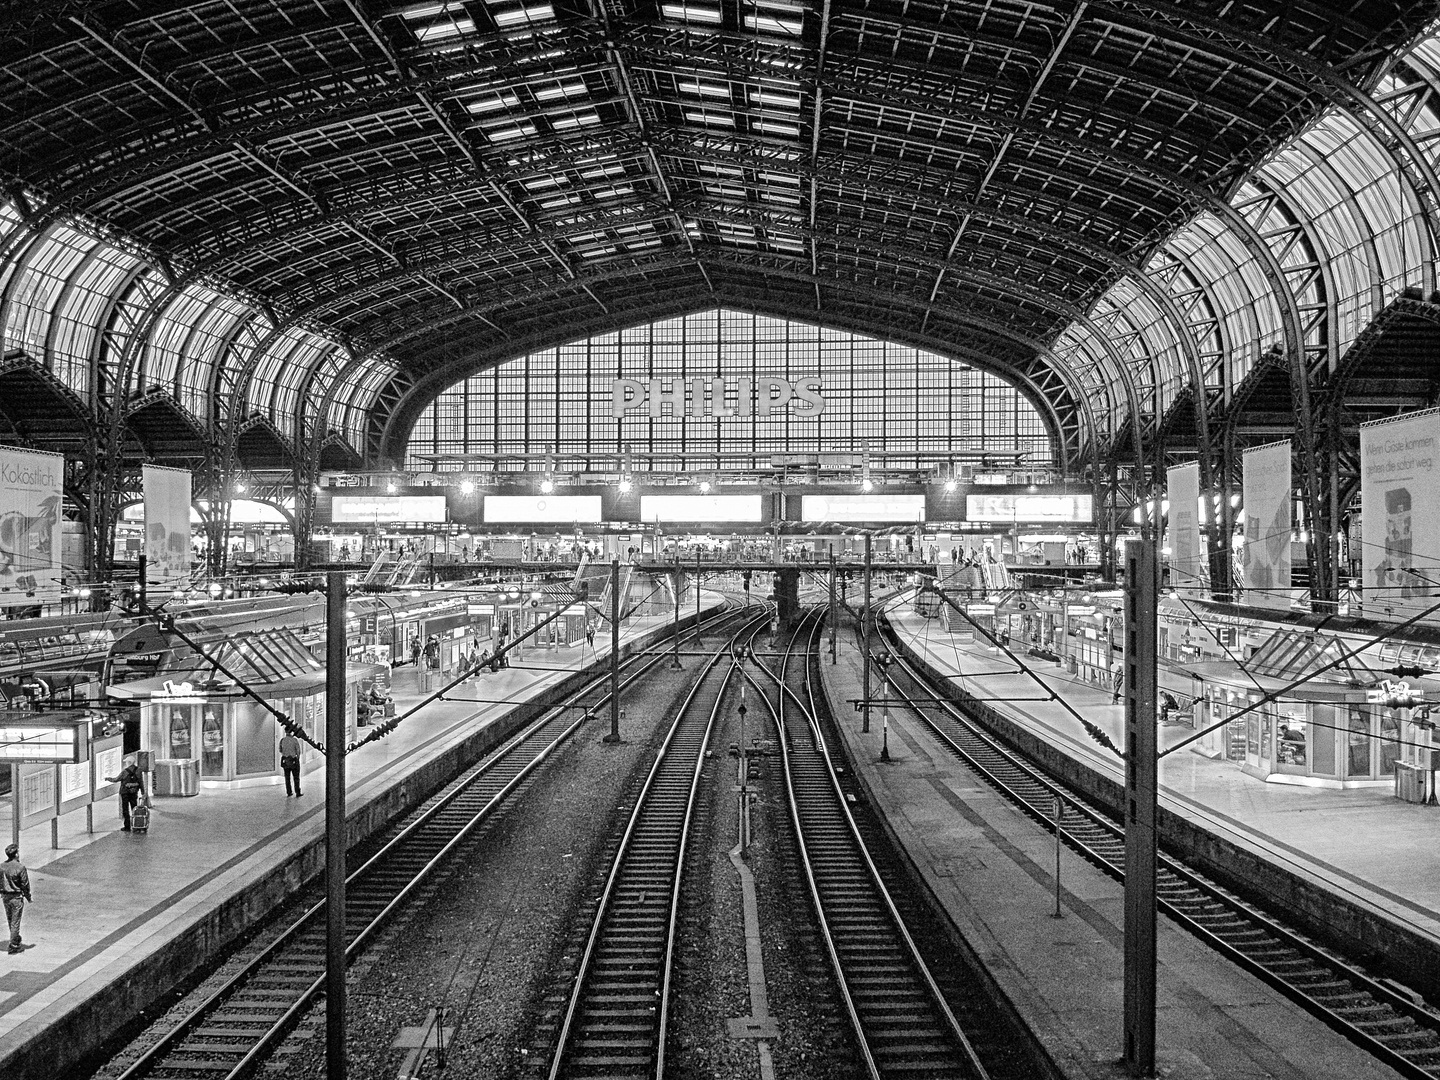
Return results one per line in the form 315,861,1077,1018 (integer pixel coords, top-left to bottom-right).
130,803,150,834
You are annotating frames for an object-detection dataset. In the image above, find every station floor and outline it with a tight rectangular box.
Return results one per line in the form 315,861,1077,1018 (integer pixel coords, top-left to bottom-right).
884,606,1440,952
819,623,1413,1080
0,601,719,1079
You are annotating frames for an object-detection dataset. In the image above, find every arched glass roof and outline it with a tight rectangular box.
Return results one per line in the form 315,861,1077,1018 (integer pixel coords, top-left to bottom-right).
1,3,1439,475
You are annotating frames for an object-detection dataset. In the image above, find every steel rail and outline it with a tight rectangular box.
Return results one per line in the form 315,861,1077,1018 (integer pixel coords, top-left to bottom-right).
870,611,1440,1080
743,609,991,1080
547,606,773,1079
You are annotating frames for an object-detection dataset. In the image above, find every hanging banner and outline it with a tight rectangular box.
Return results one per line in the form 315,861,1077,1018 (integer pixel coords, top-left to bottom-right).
143,465,192,590
1166,463,1204,594
1241,441,1291,610
1359,409,1440,623
0,446,64,606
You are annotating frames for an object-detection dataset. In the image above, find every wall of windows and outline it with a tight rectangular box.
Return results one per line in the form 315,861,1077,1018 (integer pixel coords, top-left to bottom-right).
404,309,1052,470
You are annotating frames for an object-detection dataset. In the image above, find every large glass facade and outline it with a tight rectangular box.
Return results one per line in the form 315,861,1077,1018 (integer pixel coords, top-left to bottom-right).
405,309,1052,470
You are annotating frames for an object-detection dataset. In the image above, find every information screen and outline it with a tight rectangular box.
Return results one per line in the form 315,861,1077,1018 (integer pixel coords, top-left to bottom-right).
640,494,764,523
800,494,926,522
331,495,448,523
483,495,604,523
965,493,1093,523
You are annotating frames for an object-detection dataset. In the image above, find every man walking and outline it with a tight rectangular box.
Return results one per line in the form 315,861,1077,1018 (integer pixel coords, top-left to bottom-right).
105,756,144,831
279,730,303,797
2,844,32,954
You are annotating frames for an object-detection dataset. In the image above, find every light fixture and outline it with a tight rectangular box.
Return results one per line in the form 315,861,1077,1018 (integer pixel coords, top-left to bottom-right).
460,480,475,495
618,477,633,494
861,478,874,492
700,479,712,494
944,478,957,493
1026,483,1038,494
235,482,246,494
386,482,397,494
540,477,555,494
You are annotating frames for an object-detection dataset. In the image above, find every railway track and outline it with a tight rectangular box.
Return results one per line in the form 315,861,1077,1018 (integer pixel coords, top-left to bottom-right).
545,608,771,1080
873,608,1440,1080
106,603,750,1080
742,611,990,1080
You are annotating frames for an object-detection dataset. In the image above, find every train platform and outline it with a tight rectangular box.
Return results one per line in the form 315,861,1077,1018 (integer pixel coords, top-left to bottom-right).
816,631,1409,1080
882,607,1440,955
0,598,724,1080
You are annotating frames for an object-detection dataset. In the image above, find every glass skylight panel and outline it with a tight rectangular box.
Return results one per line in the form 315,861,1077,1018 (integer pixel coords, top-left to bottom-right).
752,88,801,110
489,2,556,27
754,119,800,137
486,122,537,142
744,0,803,35
416,17,474,42
661,3,722,24
466,93,520,114
540,193,581,208
593,185,635,199
678,79,730,99
698,162,744,177
535,82,591,102
552,111,601,130
685,109,735,129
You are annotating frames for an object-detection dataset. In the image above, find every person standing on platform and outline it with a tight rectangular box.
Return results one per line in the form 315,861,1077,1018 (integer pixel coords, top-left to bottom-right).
2,845,31,954
1111,659,1125,704
105,756,143,831
585,621,596,651
410,636,422,668
279,730,303,797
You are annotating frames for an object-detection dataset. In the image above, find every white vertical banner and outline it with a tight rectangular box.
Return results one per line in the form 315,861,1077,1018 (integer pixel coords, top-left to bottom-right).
0,447,64,606
1166,462,1204,594
1360,409,1440,623
1241,440,1292,610
143,465,192,590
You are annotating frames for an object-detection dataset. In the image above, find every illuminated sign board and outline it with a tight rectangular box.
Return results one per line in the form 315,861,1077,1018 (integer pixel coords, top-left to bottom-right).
483,495,604,524
800,494,926,523
332,495,448,523
0,717,90,763
965,493,1094,524
640,494,764,523
613,376,824,418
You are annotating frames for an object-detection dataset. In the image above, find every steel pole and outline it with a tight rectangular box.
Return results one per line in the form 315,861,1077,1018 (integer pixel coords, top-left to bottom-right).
607,557,621,742
863,534,872,733
695,552,701,630
325,570,348,1080
671,567,682,668
137,553,147,615
829,549,837,663
1123,539,1158,1077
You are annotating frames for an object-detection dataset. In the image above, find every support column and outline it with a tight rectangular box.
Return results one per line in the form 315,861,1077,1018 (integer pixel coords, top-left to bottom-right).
1123,539,1158,1077
828,549,837,664
606,557,621,743
325,571,347,1080
862,533,872,734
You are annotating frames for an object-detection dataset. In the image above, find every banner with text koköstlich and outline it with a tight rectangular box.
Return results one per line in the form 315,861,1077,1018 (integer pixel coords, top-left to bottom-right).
1241,440,1291,610
143,464,192,590
1166,462,1205,594
1360,408,1440,623
0,446,64,607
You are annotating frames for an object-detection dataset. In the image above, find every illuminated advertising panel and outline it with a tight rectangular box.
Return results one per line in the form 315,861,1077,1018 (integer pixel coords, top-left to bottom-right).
801,494,926,522
0,446,64,605
964,493,1094,523
483,495,604,524
143,464,192,589
1360,409,1440,622
332,495,448,523
1241,441,1291,610
640,494,764,523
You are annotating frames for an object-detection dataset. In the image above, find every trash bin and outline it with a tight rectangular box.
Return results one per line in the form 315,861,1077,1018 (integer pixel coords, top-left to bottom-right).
153,758,199,797
1395,761,1425,804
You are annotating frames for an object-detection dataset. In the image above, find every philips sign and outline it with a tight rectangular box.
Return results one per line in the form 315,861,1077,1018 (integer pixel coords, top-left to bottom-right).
612,377,824,419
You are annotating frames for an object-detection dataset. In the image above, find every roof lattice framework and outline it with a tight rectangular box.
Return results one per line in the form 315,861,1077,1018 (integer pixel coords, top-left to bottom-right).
2,0,1440,473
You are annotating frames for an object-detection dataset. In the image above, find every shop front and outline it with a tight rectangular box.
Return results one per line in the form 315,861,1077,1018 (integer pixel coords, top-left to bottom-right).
108,628,381,789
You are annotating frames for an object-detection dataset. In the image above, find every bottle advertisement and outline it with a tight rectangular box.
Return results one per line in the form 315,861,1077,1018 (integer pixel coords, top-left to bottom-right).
1360,409,1440,622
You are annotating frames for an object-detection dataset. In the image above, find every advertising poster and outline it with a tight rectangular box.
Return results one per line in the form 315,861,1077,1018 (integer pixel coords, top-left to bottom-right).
1167,463,1204,594
143,465,193,589
1359,409,1440,622
0,446,64,606
1241,441,1292,610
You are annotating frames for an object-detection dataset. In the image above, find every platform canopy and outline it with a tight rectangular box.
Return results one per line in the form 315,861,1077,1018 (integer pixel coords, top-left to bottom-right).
3,1,1440,481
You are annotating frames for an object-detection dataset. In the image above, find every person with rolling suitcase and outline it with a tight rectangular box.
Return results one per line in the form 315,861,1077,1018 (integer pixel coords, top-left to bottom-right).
104,756,145,832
